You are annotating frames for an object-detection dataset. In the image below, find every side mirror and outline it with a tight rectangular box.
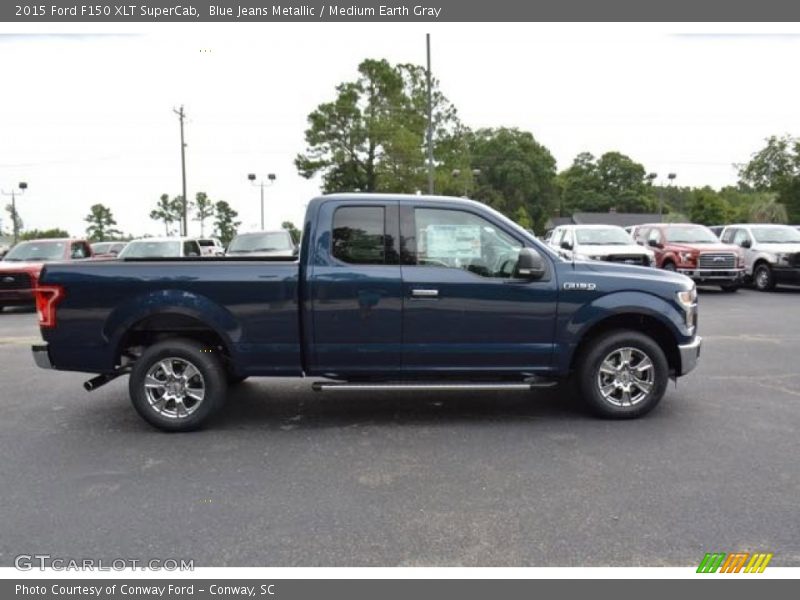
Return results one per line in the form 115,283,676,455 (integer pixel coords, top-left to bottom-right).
741,239,752,249
648,239,661,248
560,240,573,251
516,247,546,280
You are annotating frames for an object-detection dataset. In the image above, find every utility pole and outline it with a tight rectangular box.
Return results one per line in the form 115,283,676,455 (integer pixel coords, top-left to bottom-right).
1,182,27,245
174,105,188,236
426,33,434,195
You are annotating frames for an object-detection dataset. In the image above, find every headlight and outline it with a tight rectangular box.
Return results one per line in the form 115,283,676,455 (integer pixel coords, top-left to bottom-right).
775,253,791,265
590,255,603,261
677,287,697,307
676,286,698,331
573,253,591,261
679,251,694,264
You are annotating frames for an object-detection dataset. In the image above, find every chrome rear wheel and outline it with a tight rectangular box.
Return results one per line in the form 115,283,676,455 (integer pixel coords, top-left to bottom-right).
144,357,206,419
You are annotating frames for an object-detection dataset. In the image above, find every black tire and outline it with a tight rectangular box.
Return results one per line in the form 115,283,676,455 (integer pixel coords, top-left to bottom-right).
719,282,739,293
753,263,775,291
576,330,669,419
662,261,676,272
129,338,227,432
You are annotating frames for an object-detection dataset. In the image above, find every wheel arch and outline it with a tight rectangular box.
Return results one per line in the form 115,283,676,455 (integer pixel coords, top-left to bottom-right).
566,312,682,376
105,290,240,371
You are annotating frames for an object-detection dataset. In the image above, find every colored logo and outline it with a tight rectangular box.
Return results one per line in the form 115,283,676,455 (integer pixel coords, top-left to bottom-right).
697,552,773,573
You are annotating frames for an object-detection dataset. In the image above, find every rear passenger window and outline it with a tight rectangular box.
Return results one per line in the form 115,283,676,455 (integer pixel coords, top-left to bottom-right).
332,206,386,265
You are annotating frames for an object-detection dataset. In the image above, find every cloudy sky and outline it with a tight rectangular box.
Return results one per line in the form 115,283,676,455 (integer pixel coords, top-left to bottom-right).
1,22,799,238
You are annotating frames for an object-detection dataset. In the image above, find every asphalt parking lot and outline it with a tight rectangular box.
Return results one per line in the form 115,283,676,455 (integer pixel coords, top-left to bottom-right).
1,287,799,568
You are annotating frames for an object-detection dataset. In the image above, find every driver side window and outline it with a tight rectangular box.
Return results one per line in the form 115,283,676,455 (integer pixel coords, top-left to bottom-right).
411,208,522,278
732,229,750,247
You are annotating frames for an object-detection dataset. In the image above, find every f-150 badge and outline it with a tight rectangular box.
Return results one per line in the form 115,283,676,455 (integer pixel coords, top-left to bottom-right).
563,282,597,291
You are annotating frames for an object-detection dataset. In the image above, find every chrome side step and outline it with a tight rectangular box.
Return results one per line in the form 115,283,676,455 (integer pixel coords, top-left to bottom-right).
312,380,557,392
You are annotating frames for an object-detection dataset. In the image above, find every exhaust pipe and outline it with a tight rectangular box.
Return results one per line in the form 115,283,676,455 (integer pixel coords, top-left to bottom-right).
83,372,123,392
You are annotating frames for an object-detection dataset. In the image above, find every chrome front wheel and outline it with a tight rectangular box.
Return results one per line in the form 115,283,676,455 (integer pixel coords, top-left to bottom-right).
596,347,655,407
577,330,668,419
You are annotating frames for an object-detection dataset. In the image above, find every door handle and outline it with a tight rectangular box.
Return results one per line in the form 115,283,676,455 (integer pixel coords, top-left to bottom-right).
411,288,439,298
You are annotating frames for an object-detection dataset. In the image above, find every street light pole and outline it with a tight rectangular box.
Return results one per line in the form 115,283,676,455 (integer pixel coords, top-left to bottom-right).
248,173,277,230
1,181,27,245
661,173,677,217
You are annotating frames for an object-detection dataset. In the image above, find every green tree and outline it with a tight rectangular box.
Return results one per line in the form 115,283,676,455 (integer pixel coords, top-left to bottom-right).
213,201,240,245
5,203,23,238
194,192,215,236
747,195,788,223
281,221,302,244
459,128,557,232
560,151,655,214
20,228,70,240
738,135,800,223
688,187,732,225
84,203,122,241
295,58,464,194
149,194,183,236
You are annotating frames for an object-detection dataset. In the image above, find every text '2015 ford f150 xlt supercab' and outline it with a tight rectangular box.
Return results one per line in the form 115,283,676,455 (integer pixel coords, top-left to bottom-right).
31,194,702,431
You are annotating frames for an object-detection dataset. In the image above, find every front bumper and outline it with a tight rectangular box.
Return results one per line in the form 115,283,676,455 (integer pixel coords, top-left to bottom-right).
773,267,800,284
677,336,702,376
32,343,53,369
677,268,744,282
0,288,34,305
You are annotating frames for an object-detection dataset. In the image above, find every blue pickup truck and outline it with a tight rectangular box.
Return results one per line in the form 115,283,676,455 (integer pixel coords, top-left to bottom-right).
32,194,701,431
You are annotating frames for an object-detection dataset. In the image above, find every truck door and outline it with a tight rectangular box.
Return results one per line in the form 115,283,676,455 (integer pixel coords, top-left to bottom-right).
308,201,402,375
399,204,558,374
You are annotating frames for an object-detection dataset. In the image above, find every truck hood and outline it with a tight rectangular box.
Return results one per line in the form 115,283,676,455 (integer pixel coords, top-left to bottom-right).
666,242,738,252
753,243,800,254
577,243,652,256
0,261,44,274
572,259,693,289
226,249,295,258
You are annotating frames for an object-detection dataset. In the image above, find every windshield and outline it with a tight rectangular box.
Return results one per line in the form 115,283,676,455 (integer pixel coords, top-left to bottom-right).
751,226,800,243
228,232,293,252
197,240,217,247
3,241,65,262
665,226,719,243
92,243,112,253
575,227,632,245
118,241,181,258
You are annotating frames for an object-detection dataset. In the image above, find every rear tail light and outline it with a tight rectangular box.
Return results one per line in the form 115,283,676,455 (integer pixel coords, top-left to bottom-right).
35,285,64,328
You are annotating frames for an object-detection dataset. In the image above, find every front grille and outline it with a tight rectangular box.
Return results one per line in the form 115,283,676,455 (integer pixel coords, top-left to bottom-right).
698,252,736,269
605,254,649,266
790,252,800,268
0,272,32,290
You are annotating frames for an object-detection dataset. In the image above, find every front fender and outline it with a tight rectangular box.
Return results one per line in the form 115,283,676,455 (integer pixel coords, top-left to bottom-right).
104,288,241,355
556,290,687,374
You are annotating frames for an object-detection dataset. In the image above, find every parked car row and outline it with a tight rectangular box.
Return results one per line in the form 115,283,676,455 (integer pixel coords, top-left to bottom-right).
0,230,299,312
545,222,800,292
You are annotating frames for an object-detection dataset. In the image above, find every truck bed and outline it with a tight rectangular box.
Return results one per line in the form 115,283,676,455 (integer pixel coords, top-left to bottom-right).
39,259,303,376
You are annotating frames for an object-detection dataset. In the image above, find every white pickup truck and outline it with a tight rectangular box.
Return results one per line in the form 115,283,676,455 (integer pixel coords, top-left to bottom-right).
720,224,800,291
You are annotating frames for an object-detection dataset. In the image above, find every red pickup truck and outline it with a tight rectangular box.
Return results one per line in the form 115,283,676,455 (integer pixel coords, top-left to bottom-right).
0,238,93,311
635,223,745,292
